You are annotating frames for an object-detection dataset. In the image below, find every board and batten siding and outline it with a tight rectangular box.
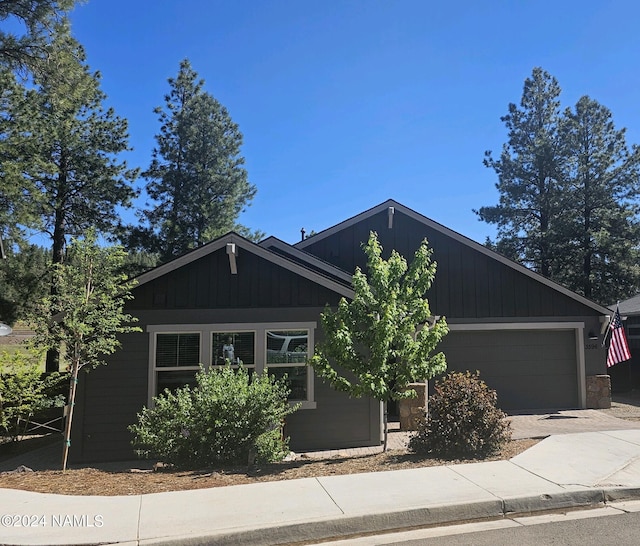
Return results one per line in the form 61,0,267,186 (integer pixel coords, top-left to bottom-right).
130,247,344,311
300,208,601,319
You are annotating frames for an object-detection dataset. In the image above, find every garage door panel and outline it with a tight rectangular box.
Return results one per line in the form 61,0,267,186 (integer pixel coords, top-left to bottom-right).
479,374,578,410
439,329,578,410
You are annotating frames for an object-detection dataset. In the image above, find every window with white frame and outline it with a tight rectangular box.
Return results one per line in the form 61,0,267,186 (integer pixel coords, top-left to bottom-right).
154,332,201,393
266,330,309,401
148,323,316,408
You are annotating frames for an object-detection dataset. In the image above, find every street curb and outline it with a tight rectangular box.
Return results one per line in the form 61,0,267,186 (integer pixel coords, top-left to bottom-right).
139,499,505,545
138,488,640,546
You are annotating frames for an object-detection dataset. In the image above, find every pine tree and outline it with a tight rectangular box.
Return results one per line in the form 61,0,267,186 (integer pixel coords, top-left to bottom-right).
477,68,640,304
476,68,566,277
0,31,138,368
555,96,640,303
0,0,76,74
132,59,257,262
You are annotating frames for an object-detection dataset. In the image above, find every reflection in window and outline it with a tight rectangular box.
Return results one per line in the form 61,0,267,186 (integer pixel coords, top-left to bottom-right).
212,332,255,367
157,370,197,393
266,330,308,400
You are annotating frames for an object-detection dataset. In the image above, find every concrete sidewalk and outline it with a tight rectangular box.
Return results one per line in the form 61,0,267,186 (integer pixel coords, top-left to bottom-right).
2,429,640,545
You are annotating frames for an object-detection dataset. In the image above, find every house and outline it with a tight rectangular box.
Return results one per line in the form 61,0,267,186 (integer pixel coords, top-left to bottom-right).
609,296,640,392
70,200,611,462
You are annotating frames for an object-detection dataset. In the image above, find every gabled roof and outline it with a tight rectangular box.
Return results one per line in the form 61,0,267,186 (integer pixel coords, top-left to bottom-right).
134,232,355,299
616,294,640,316
295,199,611,316
259,235,353,285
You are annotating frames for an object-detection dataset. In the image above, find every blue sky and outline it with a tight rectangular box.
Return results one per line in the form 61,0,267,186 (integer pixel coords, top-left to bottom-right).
66,0,640,245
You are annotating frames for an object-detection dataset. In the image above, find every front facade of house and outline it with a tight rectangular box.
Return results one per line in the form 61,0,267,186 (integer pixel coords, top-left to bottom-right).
70,200,611,462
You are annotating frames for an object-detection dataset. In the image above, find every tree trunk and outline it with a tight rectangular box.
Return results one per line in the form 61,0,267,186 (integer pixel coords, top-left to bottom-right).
61,361,79,472
382,400,388,452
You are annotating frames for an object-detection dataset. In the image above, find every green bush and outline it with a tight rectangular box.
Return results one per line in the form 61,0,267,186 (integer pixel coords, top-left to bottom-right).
409,371,511,458
0,348,67,442
129,365,298,467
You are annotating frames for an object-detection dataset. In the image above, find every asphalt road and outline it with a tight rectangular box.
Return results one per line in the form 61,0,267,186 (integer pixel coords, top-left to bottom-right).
315,503,640,546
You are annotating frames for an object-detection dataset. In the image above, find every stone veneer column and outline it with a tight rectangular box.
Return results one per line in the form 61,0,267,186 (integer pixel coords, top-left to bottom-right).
399,382,428,431
586,375,611,409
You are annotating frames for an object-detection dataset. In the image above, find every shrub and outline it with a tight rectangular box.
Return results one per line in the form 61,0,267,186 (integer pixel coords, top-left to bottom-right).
408,371,511,458
129,365,298,467
0,349,67,442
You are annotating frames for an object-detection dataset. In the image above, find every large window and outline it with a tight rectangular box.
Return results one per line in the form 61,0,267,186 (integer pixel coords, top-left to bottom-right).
148,322,316,409
266,330,309,400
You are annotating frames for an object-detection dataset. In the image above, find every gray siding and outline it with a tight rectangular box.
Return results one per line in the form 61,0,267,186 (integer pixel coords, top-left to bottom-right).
301,208,602,319
130,246,342,310
71,306,381,462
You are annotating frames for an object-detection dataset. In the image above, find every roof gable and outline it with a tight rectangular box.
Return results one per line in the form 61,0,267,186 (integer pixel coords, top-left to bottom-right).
296,199,610,316
134,232,354,300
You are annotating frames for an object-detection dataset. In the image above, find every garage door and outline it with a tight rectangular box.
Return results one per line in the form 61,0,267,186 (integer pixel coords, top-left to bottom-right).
438,329,579,410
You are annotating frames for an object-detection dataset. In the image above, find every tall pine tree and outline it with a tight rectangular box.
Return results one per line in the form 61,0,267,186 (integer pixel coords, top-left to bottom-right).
478,68,640,304
0,0,76,74
555,96,640,303
0,31,137,368
2,32,138,264
131,59,257,263
476,68,566,277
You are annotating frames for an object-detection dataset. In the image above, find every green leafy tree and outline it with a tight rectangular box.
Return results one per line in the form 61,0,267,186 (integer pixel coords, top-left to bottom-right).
130,365,297,468
476,67,566,277
554,96,640,303
0,0,76,75
129,59,258,262
311,231,448,450
0,347,66,442
31,230,140,471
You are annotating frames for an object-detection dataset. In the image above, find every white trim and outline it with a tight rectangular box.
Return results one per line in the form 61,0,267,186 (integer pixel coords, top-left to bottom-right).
295,199,610,316
226,243,237,275
448,322,584,331
259,236,353,284
135,232,354,299
147,322,318,409
447,321,586,409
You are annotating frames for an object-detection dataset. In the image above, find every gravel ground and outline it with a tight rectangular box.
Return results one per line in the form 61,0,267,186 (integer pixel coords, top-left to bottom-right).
2,390,639,497
604,390,640,420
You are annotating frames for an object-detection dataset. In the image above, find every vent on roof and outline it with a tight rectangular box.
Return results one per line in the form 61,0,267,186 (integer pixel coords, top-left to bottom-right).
388,206,395,229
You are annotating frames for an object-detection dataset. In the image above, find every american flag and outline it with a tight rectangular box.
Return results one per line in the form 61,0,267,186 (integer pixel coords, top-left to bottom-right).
607,306,631,368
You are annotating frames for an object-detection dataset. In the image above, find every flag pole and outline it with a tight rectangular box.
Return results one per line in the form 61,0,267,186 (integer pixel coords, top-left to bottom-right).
601,302,619,348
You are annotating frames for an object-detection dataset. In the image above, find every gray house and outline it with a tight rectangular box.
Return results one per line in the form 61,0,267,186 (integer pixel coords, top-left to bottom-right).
70,200,611,462
610,296,640,391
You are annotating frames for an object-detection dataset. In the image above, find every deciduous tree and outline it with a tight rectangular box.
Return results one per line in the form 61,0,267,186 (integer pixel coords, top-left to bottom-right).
31,231,140,471
311,232,448,450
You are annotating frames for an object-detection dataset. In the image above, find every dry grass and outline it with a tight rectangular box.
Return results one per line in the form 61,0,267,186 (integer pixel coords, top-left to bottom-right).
0,438,538,496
